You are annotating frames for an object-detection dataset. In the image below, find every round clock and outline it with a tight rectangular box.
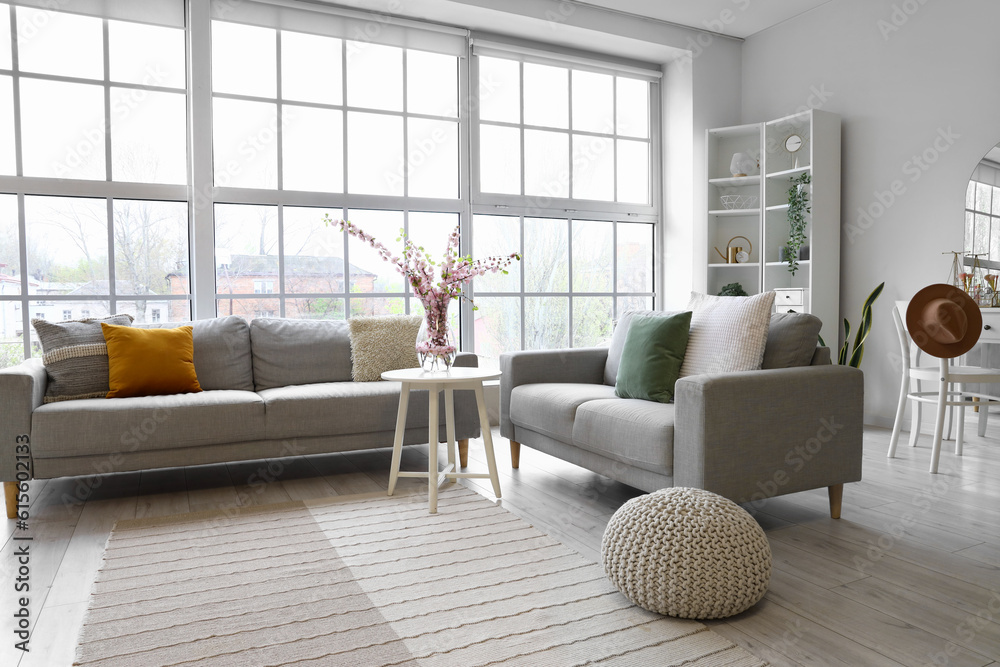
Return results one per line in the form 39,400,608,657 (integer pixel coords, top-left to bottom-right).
735,250,750,263
785,134,803,153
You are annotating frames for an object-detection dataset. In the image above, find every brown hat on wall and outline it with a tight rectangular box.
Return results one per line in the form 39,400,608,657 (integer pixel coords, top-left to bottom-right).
906,284,983,359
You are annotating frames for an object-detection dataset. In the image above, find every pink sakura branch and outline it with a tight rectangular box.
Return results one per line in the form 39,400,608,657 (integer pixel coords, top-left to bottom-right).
322,215,521,357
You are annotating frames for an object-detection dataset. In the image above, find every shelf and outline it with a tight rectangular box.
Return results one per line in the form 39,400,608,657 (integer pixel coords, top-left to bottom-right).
709,208,760,216
709,175,761,186
708,262,760,268
765,260,811,267
766,166,811,179
765,204,790,212
708,123,761,138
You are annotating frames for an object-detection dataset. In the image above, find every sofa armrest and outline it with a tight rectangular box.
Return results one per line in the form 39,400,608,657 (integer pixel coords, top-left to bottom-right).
453,351,478,368
0,358,47,482
673,364,863,504
811,346,832,365
499,347,609,437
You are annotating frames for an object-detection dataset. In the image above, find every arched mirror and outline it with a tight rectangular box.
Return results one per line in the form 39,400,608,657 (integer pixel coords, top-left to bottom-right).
964,145,1000,374
965,144,1000,272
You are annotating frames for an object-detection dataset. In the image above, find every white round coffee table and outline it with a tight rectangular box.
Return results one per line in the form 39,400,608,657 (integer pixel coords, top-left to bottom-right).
381,367,502,513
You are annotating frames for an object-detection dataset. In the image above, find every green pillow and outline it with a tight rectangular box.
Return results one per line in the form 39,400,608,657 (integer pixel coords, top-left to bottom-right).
614,312,692,403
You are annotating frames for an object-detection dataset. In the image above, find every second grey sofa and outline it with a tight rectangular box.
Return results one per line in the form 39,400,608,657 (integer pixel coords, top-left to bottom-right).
1,316,480,518
500,312,864,518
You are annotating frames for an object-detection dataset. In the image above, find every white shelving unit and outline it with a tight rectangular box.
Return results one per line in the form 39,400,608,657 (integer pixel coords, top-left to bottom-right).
705,109,842,344
706,122,764,296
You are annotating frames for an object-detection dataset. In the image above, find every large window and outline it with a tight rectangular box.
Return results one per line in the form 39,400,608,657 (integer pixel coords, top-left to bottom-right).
207,11,464,322
0,0,660,369
0,2,190,367
470,47,658,365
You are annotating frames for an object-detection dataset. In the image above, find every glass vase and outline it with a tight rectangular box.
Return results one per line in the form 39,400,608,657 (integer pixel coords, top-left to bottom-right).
415,298,457,372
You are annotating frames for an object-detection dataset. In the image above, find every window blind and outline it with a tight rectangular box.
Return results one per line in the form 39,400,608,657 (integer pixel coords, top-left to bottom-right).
6,0,184,28
213,0,468,57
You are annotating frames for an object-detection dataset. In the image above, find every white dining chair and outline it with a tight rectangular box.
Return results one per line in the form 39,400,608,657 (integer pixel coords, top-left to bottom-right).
887,305,1000,472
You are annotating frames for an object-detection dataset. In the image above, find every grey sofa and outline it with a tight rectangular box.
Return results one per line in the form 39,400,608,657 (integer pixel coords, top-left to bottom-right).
1,316,480,518
500,312,864,518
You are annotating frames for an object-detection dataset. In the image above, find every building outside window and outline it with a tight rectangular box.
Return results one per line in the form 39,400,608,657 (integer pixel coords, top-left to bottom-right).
253,280,275,295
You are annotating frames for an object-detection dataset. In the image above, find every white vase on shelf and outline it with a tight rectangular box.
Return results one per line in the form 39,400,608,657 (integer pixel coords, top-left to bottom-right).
730,152,757,177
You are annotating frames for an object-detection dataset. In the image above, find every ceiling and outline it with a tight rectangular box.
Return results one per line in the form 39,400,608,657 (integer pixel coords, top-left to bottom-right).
571,0,835,39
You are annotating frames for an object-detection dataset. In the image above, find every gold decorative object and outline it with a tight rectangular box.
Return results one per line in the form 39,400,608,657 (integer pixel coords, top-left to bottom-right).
714,235,753,264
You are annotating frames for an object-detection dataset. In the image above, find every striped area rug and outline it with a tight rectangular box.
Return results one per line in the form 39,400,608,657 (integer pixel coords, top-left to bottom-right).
75,486,768,666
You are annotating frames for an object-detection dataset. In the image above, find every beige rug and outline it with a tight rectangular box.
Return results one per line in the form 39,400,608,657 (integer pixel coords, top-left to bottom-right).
75,486,768,666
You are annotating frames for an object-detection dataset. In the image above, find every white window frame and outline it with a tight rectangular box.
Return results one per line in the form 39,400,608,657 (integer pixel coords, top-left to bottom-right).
467,38,661,352
2,0,664,365
197,1,471,325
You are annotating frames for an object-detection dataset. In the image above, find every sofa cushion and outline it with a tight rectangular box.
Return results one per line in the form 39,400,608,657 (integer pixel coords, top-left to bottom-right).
103,324,202,398
250,318,353,390
680,291,775,377
348,315,421,382
30,390,265,459
615,312,692,403
259,381,453,440
509,383,618,443
762,312,823,369
604,310,683,386
32,313,135,403
141,316,254,391
573,398,675,476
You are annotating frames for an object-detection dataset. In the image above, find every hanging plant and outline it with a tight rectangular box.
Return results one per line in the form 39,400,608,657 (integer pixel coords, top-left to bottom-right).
785,172,811,275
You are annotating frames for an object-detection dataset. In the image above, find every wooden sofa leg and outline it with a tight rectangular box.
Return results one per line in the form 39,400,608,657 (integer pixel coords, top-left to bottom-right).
458,439,469,468
828,483,844,520
5,481,19,520
510,441,521,469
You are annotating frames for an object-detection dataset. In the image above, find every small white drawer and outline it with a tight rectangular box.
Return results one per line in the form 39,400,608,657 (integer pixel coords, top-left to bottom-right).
776,304,804,314
774,288,805,306
981,310,1000,342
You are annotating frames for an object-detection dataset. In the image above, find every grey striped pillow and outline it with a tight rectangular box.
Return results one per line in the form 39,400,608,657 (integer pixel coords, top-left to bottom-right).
32,314,135,402
679,291,775,377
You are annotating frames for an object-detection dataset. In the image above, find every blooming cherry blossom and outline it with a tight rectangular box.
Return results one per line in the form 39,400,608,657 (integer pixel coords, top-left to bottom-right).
324,215,520,366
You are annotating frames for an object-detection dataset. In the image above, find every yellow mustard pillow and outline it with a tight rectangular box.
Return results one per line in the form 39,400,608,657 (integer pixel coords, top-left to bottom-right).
101,324,202,398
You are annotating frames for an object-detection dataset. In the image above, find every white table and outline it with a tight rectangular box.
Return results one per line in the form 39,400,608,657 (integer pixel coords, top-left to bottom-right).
381,367,502,513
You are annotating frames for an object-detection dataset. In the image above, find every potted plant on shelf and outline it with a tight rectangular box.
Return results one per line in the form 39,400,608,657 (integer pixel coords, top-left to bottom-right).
785,172,811,275
717,282,749,297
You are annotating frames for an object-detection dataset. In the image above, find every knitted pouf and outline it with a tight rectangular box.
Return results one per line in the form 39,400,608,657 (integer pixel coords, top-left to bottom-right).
601,487,771,619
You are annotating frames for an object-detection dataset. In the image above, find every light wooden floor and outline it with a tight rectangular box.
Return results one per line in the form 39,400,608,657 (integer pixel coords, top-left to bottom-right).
2,422,1000,667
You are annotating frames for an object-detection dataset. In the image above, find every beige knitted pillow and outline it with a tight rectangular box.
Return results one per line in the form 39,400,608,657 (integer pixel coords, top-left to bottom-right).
679,290,775,377
348,315,422,382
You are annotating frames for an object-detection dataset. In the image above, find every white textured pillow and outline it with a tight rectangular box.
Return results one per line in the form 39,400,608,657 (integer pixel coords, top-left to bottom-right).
348,315,422,382
679,291,776,377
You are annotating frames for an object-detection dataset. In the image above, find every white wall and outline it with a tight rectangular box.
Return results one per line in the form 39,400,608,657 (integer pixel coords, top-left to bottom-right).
741,0,1000,426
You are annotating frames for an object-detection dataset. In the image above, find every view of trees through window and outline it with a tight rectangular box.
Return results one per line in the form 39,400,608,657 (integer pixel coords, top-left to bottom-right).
0,2,658,369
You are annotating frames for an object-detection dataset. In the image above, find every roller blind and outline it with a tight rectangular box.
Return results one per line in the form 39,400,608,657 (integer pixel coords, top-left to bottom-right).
6,0,184,27
212,0,468,57
472,37,662,81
